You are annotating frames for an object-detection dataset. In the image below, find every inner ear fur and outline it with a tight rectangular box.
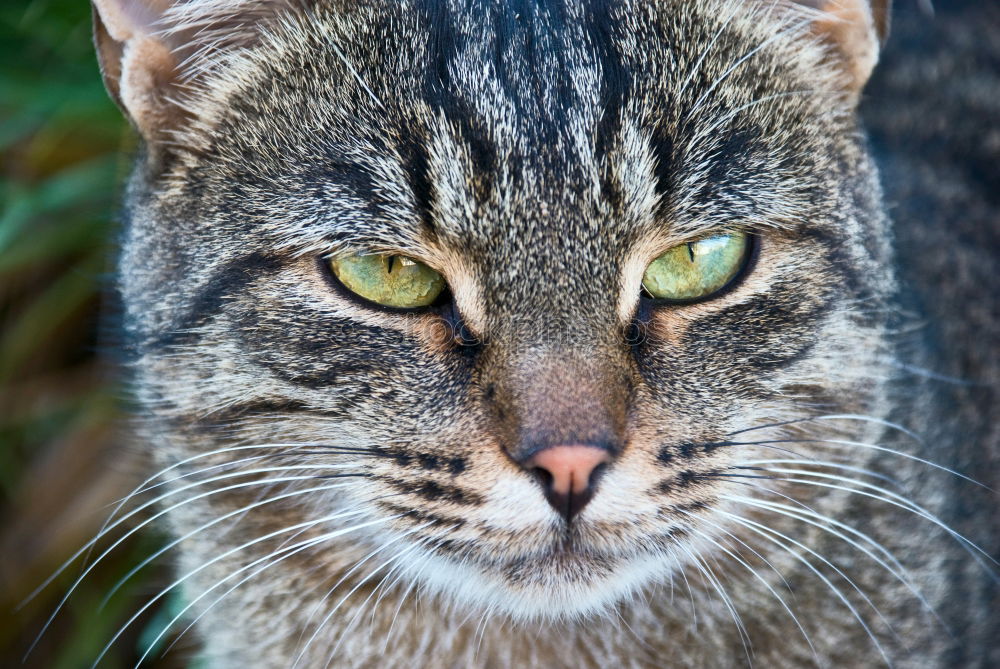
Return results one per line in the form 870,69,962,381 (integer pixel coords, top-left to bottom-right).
789,0,891,92
91,0,300,149
92,0,191,146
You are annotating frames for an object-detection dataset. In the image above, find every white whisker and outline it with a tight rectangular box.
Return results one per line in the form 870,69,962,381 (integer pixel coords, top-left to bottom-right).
382,541,438,652
754,468,1000,577
719,511,894,667
723,493,948,633
732,437,988,490
22,442,349,609
102,477,358,607
674,540,753,663
729,414,925,447
686,17,812,120
292,523,430,667
735,458,901,489
720,477,907,574
323,539,431,666
675,0,745,99
91,513,394,669
27,470,356,660
684,520,819,665
142,525,324,666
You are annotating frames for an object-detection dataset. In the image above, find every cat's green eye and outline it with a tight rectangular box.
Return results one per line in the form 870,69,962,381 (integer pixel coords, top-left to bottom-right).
642,232,750,302
329,253,446,309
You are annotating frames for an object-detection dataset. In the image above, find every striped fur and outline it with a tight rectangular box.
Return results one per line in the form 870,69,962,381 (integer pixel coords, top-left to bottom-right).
91,0,996,666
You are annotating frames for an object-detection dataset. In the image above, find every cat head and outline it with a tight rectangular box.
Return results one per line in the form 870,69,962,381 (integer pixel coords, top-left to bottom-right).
96,0,894,621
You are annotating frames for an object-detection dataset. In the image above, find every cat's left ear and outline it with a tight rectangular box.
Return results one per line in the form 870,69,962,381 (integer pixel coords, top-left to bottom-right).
92,0,294,149
789,0,891,93
91,0,193,145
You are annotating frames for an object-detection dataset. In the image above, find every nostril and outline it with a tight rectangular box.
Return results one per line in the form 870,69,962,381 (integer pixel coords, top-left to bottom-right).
532,466,554,490
589,462,608,487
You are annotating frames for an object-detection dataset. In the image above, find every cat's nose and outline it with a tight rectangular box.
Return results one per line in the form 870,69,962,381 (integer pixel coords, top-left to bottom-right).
526,445,612,522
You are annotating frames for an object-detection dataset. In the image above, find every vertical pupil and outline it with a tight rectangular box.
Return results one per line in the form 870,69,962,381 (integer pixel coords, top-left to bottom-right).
385,256,396,273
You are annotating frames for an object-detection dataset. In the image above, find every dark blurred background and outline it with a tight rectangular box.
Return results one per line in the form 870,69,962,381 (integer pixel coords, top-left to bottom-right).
0,1,185,667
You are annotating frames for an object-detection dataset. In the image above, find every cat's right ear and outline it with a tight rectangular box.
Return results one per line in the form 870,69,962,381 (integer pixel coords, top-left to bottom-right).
91,0,190,146
786,0,891,93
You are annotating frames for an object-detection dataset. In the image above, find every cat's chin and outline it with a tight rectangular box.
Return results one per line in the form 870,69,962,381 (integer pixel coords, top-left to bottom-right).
411,548,671,622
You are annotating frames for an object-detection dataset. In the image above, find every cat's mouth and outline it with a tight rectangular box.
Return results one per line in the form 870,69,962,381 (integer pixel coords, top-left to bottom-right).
502,548,618,583
415,532,667,621
468,526,653,580
543,532,633,562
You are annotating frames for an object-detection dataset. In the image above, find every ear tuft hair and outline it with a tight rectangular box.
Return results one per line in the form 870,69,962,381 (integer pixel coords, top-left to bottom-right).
787,0,891,93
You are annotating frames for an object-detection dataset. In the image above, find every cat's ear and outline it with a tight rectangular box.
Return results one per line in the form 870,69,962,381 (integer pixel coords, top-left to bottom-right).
788,0,891,92
92,0,296,147
91,0,192,144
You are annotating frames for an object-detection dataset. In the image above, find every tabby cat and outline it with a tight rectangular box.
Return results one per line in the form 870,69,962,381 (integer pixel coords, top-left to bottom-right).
78,0,998,666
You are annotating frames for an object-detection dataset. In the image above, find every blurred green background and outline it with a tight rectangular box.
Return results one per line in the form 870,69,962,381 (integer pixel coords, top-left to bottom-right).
1,1,186,666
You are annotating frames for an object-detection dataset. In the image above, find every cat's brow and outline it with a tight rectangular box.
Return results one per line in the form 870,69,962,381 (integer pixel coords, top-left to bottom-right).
268,186,434,258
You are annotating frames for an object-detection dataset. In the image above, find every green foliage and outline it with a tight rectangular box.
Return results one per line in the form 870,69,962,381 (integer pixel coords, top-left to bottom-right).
0,2,182,667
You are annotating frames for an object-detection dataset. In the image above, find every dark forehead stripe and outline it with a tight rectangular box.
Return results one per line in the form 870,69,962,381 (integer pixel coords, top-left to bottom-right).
420,0,577,122
209,0,827,265
585,1,634,207
406,0,631,196
392,0,800,246
394,125,439,237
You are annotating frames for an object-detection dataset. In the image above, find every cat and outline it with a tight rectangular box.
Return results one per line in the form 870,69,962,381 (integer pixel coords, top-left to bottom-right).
74,0,997,666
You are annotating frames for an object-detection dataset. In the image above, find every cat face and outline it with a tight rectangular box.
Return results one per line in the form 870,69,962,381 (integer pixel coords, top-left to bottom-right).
104,0,893,622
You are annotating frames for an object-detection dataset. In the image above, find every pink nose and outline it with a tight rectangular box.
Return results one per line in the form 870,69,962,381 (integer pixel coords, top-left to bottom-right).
527,445,612,521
